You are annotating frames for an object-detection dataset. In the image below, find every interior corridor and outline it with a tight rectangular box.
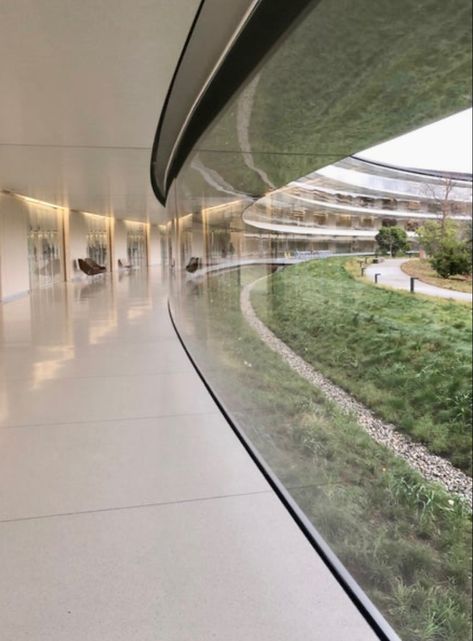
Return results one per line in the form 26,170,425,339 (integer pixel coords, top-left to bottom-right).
0,269,376,640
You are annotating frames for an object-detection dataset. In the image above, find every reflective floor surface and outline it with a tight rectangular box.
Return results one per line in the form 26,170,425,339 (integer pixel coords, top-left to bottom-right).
0,268,378,640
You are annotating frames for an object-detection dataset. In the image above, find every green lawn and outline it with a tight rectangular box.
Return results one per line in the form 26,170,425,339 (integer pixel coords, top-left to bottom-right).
251,259,472,475
173,265,472,641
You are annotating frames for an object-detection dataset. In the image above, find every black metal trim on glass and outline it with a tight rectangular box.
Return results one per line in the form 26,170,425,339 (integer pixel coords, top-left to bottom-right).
150,0,317,204
167,294,402,641
149,0,206,205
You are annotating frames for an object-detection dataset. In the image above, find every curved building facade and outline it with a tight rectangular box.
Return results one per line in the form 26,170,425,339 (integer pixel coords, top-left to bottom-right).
241,156,472,257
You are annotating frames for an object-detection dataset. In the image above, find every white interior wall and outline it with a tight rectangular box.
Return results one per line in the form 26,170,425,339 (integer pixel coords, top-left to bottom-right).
63,210,72,281
148,224,162,265
0,195,30,301
0,202,160,297
114,220,128,268
192,228,205,257
68,211,88,278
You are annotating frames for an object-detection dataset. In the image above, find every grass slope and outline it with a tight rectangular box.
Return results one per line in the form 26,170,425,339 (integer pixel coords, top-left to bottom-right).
175,266,472,641
251,259,472,474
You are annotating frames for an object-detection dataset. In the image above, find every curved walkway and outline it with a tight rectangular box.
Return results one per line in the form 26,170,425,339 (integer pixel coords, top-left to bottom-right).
365,258,472,302
0,268,379,641
241,276,472,508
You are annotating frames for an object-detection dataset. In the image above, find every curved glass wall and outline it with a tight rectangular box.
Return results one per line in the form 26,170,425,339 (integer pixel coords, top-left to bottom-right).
160,1,472,639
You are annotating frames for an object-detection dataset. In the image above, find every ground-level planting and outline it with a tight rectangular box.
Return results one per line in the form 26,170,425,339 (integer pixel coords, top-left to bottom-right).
251,258,472,475
402,258,473,294
174,265,472,641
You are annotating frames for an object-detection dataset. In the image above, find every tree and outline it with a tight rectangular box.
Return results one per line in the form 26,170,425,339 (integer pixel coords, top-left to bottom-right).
460,217,473,246
423,177,456,235
416,219,459,256
375,226,409,257
422,175,472,240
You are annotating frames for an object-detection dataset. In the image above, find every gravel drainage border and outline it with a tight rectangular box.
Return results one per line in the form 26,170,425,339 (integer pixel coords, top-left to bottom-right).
241,275,472,509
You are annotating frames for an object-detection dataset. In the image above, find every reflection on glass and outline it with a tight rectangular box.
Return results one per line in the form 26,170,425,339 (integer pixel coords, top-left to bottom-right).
161,0,472,638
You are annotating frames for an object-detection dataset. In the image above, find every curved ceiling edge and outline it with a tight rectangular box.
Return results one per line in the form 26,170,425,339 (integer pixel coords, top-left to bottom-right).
150,0,316,205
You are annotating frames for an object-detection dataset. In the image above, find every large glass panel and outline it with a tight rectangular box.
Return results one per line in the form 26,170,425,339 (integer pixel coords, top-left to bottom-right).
85,213,109,268
162,1,472,639
126,221,147,268
27,205,63,289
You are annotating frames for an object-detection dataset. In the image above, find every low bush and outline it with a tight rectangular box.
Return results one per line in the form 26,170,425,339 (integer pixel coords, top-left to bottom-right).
430,241,472,279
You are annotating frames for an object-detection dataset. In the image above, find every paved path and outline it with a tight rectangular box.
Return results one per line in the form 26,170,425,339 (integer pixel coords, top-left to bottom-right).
365,258,472,302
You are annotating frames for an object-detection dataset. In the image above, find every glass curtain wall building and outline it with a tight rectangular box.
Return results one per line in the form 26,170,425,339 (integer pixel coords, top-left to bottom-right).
243,157,472,257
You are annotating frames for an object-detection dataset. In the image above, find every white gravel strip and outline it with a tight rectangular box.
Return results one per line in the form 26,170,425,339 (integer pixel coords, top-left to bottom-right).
241,275,472,509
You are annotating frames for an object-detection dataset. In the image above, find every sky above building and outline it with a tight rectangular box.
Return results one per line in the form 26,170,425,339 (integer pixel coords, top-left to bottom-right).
357,108,472,174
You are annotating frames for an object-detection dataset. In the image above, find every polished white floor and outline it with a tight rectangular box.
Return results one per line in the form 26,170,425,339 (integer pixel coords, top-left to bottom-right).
0,268,378,640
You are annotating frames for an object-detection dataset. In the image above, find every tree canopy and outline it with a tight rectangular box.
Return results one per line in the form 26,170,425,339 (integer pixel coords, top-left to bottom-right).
375,226,409,257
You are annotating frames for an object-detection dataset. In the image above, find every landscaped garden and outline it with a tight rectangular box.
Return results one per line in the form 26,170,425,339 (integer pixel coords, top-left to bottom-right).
173,263,472,641
402,258,473,294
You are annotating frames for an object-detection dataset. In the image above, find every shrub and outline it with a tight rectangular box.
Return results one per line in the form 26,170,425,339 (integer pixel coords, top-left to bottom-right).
430,241,472,278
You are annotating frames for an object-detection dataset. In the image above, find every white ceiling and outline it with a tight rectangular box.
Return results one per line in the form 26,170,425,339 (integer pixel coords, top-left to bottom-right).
0,0,201,222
